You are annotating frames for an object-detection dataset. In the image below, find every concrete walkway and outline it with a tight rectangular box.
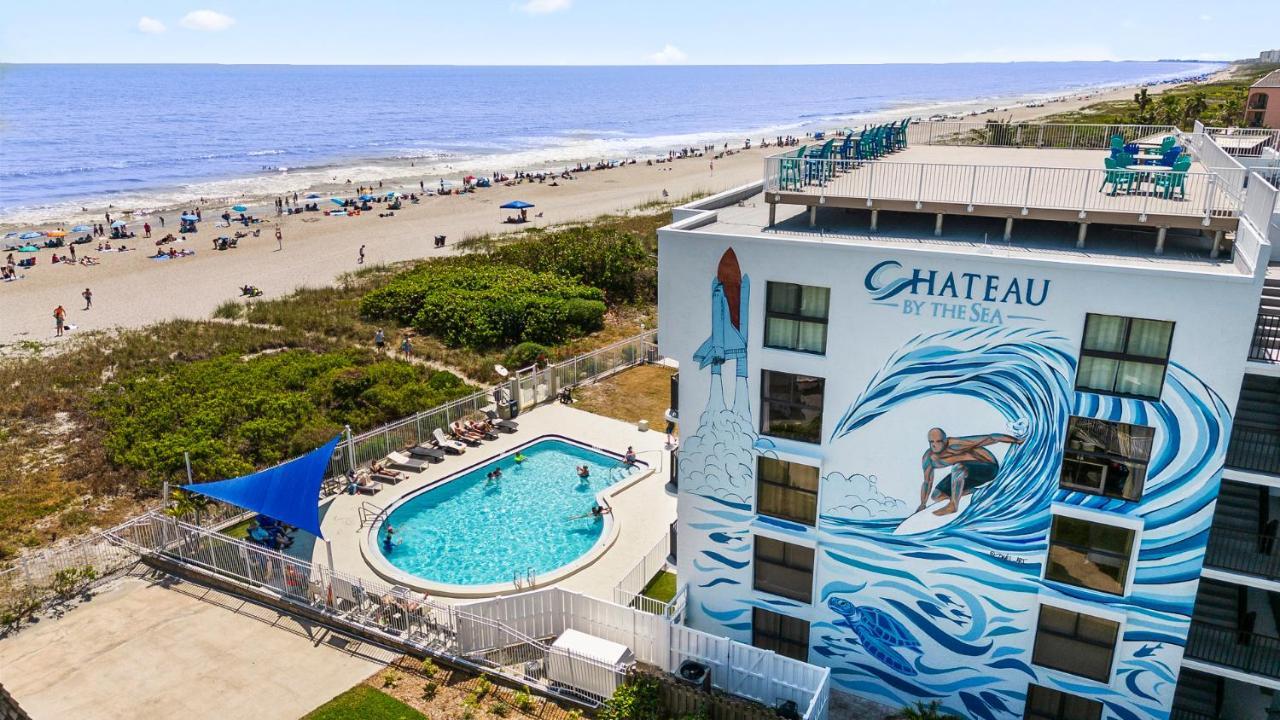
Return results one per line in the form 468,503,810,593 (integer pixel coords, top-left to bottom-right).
0,575,393,720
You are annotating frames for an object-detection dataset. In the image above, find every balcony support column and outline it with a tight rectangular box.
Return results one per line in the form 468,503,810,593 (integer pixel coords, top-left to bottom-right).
1211,229,1225,259
768,202,776,227
1156,226,1168,255
808,205,817,228
1003,217,1014,241
870,209,879,232
1077,222,1089,249
934,213,944,237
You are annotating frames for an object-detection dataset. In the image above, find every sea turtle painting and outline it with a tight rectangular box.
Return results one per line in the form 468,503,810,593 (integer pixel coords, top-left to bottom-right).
828,596,923,676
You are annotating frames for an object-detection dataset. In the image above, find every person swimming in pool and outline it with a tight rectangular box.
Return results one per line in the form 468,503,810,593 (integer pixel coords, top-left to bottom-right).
919,427,1022,517
382,523,396,553
577,465,590,479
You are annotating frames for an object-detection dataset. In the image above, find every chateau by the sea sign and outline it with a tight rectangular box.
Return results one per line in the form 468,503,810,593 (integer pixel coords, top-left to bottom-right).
864,260,1050,324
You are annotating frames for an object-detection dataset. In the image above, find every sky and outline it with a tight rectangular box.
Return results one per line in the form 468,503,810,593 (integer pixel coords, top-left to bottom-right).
0,0,1272,66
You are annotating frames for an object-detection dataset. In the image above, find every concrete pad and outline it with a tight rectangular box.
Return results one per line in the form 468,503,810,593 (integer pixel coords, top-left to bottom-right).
0,576,391,720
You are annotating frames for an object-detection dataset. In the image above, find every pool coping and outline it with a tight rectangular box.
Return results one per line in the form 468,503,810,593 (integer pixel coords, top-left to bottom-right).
359,433,654,598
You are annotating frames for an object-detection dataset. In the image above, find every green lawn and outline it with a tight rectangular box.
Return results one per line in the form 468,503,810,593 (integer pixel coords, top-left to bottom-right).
220,517,254,540
302,686,426,720
640,570,677,604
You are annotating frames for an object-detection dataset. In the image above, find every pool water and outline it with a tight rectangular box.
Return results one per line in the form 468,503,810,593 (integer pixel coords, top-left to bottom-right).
376,438,642,586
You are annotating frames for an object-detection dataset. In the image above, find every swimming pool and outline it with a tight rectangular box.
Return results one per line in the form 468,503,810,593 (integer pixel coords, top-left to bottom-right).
372,437,645,589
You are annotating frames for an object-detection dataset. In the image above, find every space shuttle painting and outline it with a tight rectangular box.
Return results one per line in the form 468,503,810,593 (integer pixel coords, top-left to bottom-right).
693,248,750,378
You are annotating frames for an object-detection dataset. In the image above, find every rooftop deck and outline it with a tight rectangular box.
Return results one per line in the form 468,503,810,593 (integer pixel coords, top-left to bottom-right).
757,119,1249,238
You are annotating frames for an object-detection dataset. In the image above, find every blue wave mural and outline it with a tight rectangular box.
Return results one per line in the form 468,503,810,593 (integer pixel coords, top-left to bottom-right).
681,295,1230,720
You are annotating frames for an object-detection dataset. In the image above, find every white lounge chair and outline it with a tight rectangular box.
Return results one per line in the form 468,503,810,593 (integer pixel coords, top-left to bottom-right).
432,428,467,454
385,451,428,473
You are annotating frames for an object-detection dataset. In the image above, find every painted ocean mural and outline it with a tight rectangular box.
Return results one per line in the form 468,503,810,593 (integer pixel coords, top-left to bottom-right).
678,253,1231,719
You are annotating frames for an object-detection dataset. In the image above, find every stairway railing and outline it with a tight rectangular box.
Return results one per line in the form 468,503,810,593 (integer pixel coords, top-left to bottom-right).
1204,524,1280,580
1185,620,1280,679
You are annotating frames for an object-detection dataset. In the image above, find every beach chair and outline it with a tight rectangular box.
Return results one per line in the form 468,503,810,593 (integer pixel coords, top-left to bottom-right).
449,422,484,445
777,146,806,191
384,451,428,473
371,468,407,485
1157,146,1182,166
804,139,835,184
432,427,467,454
1109,135,1125,153
1099,157,1137,195
1153,156,1191,199
329,577,368,617
407,444,446,462
896,118,910,150
483,409,519,433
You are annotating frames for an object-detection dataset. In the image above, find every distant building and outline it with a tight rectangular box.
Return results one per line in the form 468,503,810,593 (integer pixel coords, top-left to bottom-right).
1259,49,1280,63
1246,69,1280,128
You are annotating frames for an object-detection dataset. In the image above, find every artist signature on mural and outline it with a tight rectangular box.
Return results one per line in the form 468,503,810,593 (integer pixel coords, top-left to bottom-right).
988,551,1027,565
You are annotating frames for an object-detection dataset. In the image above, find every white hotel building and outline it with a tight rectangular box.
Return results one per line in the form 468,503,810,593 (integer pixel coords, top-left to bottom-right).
658,123,1280,720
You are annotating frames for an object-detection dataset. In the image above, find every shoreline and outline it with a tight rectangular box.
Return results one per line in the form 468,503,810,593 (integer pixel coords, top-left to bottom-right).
0,64,1230,347
0,64,1223,232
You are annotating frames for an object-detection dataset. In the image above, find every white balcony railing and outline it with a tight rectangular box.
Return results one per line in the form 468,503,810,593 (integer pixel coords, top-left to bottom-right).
1202,126,1280,158
907,121,1178,151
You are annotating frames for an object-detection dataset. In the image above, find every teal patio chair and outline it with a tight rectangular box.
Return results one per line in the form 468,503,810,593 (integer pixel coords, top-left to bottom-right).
778,146,807,190
1153,156,1192,199
1099,157,1137,195
805,139,836,184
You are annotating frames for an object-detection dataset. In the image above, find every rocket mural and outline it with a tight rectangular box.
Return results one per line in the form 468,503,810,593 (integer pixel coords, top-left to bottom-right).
694,248,750,379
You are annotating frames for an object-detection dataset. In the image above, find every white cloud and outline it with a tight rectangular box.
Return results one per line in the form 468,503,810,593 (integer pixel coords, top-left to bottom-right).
137,16,166,34
179,9,236,31
648,44,687,65
518,0,571,14
1199,14,1212,21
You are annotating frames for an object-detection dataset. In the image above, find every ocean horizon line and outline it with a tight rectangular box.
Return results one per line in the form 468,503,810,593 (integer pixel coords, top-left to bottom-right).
0,59,1233,68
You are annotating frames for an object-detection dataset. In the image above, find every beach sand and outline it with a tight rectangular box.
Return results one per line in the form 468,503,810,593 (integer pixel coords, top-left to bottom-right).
0,70,1223,347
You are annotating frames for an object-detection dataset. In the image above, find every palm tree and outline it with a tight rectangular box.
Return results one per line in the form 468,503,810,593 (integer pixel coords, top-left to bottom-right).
1133,88,1154,122
1215,93,1245,126
165,488,211,525
1182,91,1209,127
1156,94,1185,126
896,700,964,720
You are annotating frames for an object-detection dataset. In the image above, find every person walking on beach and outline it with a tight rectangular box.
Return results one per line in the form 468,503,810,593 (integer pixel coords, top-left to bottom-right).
400,335,413,357
275,227,283,251
357,244,365,265
69,245,76,263
374,328,385,353
53,305,66,337
143,222,151,238
82,287,93,310
159,215,165,228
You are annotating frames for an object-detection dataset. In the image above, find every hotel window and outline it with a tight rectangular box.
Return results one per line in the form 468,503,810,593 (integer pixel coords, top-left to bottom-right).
764,282,830,355
1031,605,1118,682
760,370,825,444
1045,515,1135,596
753,535,814,603
1075,313,1174,400
1023,684,1103,720
757,457,820,526
752,607,811,662
1059,417,1154,502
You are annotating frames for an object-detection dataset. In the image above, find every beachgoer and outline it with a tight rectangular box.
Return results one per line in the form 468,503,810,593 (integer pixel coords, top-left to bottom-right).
624,447,637,465
159,215,165,228
275,227,283,251
514,453,526,463
143,222,151,238
591,504,611,517
400,336,413,357
382,524,395,553
53,305,66,337
358,244,365,265
82,287,92,310
374,328,385,352
577,465,590,479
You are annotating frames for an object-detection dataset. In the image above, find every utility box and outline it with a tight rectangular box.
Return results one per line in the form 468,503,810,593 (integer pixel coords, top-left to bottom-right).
547,629,634,700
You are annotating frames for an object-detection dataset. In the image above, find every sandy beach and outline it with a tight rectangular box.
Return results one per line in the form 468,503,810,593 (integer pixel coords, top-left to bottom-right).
0,69,1224,347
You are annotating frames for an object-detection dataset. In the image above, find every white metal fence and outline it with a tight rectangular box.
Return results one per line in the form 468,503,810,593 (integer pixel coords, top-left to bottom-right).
613,532,680,618
766,156,1243,222
325,330,658,480
1202,126,1280,158
906,121,1177,150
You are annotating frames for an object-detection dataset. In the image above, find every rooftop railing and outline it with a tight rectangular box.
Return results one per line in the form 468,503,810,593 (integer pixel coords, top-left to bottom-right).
906,121,1178,151
1202,126,1280,158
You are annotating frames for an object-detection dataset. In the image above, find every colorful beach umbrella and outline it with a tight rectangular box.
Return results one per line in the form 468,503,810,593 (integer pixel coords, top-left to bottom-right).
305,193,321,199
18,231,44,240
18,245,39,252
111,220,127,228
71,224,92,232
46,230,67,238
330,198,344,205
385,191,400,198
358,194,375,201
232,205,248,212
500,201,535,210
180,214,199,221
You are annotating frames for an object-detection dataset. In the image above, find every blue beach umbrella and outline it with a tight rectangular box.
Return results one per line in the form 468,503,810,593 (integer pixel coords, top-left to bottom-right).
181,214,199,221
385,191,400,198
18,231,44,240
111,220,127,228
330,198,344,205
500,200,534,210
305,193,321,199
18,245,39,252
232,204,248,212
358,194,375,201
71,224,92,232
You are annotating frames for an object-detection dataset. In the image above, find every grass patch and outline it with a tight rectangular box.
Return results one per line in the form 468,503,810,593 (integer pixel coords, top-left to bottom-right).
220,517,255,540
570,363,675,432
641,570,677,604
302,685,426,720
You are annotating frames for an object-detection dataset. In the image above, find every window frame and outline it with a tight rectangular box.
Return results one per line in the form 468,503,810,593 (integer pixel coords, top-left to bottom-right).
756,456,821,526
763,281,830,356
751,606,811,662
1043,508,1141,597
1030,604,1119,682
1023,683,1103,720
752,534,815,604
759,369,826,445
1059,416,1155,502
1074,313,1174,401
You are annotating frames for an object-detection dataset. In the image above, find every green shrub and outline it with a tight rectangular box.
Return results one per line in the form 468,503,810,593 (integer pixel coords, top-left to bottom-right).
421,681,438,700
598,678,661,720
94,349,471,485
488,701,509,717
212,300,243,320
420,658,439,678
563,298,607,334
486,223,655,303
380,669,402,689
512,689,535,712
506,342,549,370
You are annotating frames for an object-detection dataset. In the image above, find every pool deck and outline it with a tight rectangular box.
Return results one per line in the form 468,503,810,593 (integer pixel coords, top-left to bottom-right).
305,403,675,603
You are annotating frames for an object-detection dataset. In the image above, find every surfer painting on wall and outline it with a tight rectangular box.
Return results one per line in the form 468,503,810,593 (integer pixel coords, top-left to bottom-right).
918,428,1023,517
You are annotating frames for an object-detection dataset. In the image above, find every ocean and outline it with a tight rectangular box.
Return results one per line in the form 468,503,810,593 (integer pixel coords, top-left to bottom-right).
0,61,1221,224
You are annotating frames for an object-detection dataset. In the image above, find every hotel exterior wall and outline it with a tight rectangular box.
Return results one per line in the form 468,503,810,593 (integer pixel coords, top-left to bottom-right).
658,212,1263,720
